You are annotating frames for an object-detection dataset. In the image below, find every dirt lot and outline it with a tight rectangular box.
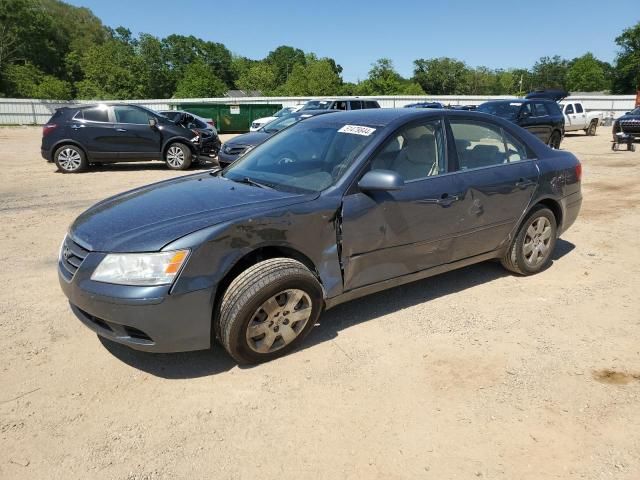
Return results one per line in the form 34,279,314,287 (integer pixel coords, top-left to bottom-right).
1,126,639,479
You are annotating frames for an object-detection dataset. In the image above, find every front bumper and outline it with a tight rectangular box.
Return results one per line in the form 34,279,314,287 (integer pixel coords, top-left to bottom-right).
58,245,215,353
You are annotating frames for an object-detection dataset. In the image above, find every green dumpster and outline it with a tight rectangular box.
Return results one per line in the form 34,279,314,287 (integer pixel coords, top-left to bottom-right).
177,103,282,133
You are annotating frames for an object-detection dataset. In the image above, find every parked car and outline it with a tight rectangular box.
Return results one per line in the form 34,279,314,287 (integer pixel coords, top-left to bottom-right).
249,105,304,132
612,107,640,140
447,104,478,111
218,109,337,166
559,102,602,136
404,102,444,109
58,108,582,364
300,98,380,111
476,98,565,148
42,104,213,172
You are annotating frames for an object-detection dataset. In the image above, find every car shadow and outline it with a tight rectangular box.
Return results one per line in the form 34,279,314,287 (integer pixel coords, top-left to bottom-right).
100,239,575,379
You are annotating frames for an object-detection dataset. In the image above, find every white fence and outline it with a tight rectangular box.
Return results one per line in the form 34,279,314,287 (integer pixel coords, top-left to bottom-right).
0,95,635,125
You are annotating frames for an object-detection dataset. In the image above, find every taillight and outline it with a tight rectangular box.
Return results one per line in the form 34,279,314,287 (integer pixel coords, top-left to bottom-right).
42,123,57,136
207,120,216,127
575,163,582,181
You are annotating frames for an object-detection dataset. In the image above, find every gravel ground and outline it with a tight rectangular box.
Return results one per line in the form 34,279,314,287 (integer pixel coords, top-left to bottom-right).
0,126,639,479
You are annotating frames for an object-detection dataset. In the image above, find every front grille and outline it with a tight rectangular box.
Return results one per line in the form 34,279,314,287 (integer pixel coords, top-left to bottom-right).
224,145,247,156
60,236,89,279
619,120,640,134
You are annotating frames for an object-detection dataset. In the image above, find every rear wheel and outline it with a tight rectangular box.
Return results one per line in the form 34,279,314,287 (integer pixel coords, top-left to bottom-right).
218,258,323,364
501,207,557,276
54,145,88,173
586,120,597,136
164,142,192,170
548,131,562,149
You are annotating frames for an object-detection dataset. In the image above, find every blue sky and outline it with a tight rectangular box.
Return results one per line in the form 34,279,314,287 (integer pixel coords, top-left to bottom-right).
67,0,637,82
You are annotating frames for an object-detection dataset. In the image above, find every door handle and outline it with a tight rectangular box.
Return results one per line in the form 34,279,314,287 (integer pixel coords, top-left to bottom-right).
515,178,535,189
116,128,127,132
417,193,460,207
71,124,85,129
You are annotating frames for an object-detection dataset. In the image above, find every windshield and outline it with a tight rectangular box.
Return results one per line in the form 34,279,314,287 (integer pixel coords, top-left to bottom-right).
301,100,331,111
261,113,302,133
477,102,522,121
223,120,380,193
273,107,294,117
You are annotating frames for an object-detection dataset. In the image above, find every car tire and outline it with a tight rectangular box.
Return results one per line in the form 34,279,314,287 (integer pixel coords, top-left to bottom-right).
501,206,557,276
54,145,88,173
548,131,561,149
586,120,597,136
164,142,192,170
219,258,324,364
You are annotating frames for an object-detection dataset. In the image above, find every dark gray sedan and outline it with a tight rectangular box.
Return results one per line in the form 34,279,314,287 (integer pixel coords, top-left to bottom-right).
59,109,582,364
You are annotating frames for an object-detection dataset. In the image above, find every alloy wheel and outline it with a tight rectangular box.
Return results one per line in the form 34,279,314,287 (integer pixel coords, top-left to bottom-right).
245,289,312,354
58,148,82,171
522,217,552,267
166,146,185,168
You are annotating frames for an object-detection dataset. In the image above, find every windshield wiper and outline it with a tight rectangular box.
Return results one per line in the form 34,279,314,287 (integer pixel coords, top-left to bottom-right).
234,176,274,189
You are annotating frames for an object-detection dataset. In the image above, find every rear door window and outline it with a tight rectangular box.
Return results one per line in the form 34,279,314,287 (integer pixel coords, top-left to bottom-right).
450,120,507,170
364,101,379,109
349,100,362,110
575,103,584,113
533,103,549,117
82,107,110,123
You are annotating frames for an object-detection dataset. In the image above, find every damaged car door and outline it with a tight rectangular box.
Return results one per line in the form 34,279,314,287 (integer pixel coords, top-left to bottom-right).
340,118,465,290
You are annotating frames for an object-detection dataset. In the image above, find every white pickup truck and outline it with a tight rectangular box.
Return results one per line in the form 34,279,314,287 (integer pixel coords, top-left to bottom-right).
560,101,603,135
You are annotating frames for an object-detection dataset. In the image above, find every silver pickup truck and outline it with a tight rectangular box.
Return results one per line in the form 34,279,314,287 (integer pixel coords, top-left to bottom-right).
560,101,603,136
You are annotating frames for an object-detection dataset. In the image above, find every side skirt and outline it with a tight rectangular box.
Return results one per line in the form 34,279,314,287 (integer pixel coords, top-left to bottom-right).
324,249,502,310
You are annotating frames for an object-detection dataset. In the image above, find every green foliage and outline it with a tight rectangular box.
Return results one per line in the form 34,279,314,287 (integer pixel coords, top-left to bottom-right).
566,53,611,92
277,59,342,96
266,46,307,85
413,57,471,94
612,22,640,93
173,60,227,98
3,63,71,99
531,55,569,90
236,63,278,94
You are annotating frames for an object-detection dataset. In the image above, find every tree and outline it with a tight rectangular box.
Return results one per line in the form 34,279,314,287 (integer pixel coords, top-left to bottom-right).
413,57,471,94
265,45,307,86
77,30,146,99
173,60,227,98
236,63,277,94
531,55,569,90
612,21,640,94
137,33,173,98
566,53,610,92
2,62,71,99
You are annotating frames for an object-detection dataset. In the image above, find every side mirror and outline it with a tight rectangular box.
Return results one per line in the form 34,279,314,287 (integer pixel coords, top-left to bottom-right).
148,118,157,128
358,169,404,192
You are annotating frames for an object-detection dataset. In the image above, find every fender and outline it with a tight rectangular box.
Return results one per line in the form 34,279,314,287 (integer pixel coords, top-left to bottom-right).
49,138,89,160
161,135,200,156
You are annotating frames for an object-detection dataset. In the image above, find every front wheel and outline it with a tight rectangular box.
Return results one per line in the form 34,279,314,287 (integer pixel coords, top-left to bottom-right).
164,143,192,170
54,145,88,173
548,131,562,149
501,207,557,276
218,258,323,364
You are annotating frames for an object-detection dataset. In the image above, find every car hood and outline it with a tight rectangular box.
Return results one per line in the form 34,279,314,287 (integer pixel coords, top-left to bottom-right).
225,131,271,147
69,173,311,252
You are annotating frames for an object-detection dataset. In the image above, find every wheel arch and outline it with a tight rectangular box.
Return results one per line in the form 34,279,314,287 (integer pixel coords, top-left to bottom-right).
528,197,563,231
211,245,323,340
162,137,198,157
51,140,89,160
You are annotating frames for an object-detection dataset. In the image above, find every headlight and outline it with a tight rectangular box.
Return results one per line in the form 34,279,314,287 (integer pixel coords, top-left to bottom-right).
91,250,189,286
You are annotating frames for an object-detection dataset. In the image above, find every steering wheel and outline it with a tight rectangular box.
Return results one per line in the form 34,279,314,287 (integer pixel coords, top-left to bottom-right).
277,150,299,165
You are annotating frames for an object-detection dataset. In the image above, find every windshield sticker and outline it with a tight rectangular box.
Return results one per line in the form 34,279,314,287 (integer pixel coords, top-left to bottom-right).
338,125,376,136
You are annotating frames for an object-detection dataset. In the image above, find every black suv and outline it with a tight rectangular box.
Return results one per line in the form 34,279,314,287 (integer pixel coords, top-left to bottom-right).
613,107,640,140
41,104,216,173
477,99,565,148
